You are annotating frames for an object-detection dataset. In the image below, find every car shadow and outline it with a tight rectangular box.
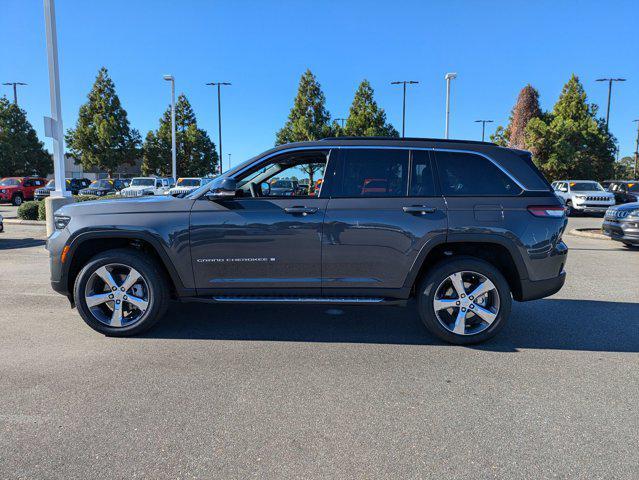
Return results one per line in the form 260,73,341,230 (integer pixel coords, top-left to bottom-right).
142,298,639,353
0,237,46,250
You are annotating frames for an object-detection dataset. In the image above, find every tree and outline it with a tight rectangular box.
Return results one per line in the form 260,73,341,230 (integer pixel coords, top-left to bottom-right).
66,67,141,176
614,156,636,180
276,69,333,145
344,80,399,137
275,70,334,187
525,74,615,181
142,94,218,177
490,84,542,149
0,97,52,177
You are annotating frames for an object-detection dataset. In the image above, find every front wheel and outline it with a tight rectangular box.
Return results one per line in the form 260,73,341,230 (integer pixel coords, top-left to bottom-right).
417,257,512,345
12,194,23,206
74,249,170,336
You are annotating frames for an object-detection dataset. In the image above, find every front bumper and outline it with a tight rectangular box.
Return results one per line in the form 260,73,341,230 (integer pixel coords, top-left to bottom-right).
602,219,639,245
573,203,614,213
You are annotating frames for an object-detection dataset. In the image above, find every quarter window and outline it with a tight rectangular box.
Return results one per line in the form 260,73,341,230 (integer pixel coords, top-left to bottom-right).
435,151,521,196
335,148,408,198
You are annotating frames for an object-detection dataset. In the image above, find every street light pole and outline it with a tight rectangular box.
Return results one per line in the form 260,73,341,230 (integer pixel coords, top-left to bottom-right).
444,73,457,139
163,75,176,181
474,119,494,142
2,82,27,105
633,119,639,179
335,118,346,128
43,0,67,199
596,78,626,130
227,153,231,171
206,82,231,174
390,80,419,138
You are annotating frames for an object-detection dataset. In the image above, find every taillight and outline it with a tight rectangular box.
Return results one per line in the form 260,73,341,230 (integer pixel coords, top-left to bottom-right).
527,206,565,218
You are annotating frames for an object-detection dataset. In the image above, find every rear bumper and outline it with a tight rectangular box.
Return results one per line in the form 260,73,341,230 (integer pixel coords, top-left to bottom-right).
519,270,566,301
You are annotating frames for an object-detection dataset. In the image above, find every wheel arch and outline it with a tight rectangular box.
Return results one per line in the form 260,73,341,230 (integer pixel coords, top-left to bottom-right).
64,230,187,301
406,234,528,301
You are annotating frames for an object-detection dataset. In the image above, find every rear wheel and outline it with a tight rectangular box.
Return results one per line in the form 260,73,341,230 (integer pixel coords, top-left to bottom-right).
12,194,23,206
417,257,512,345
74,249,170,336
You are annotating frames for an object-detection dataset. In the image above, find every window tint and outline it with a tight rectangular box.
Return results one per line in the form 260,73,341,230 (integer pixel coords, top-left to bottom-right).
435,151,521,196
336,149,408,198
410,150,436,196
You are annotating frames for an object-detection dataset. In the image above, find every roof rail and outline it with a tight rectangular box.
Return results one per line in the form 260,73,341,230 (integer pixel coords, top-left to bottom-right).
319,136,497,146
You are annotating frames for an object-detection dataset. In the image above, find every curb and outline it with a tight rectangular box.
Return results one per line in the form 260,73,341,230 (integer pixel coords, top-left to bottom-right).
3,218,46,226
567,228,609,240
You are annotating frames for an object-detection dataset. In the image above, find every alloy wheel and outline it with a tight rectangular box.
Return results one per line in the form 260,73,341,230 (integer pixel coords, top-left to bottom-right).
84,263,150,328
432,270,500,336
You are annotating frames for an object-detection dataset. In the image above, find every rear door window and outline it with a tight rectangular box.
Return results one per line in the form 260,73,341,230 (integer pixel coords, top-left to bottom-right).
435,151,522,196
334,148,408,198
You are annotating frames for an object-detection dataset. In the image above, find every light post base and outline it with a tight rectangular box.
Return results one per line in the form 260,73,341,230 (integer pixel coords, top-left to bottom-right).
45,195,74,236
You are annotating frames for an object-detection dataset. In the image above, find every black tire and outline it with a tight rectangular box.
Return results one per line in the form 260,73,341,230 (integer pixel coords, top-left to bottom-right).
417,256,512,345
622,242,639,250
74,248,170,336
12,194,23,206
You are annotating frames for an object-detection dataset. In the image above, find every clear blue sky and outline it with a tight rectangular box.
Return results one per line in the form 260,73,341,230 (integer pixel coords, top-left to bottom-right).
2,0,638,169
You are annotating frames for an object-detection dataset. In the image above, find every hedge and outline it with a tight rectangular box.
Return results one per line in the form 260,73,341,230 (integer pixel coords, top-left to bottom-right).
17,201,40,220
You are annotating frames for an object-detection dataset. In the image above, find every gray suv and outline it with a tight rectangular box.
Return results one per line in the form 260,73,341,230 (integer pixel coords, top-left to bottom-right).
47,138,568,344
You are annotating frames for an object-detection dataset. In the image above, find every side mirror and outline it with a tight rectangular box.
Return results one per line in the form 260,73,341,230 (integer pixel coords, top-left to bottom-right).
260,182,271,196
206,177,237,199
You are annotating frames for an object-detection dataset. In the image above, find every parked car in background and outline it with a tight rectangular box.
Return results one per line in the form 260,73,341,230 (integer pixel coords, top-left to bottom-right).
118,177,172,197
79,179,129,197
605,180,639,205
552,180,615,216
603,202,639,248
35,178,91,200
168,177,214,197
266,178,300,196
47,137,567,345
0,177,47,205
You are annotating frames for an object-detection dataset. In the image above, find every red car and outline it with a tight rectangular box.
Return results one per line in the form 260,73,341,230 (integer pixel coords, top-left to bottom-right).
0,177,48,206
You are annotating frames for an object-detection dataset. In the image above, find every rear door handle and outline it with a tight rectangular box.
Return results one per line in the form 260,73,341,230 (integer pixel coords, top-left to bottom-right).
284,206,319,215
402,205,436,215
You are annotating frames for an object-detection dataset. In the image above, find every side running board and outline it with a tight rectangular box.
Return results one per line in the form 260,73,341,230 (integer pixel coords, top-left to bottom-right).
181,296,406,306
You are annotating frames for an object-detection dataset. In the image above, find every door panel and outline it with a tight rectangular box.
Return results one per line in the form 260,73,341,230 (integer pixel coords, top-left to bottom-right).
322,197,448,293
190,197,328,294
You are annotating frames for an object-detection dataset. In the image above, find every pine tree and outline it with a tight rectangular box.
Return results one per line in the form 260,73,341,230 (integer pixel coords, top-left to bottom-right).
275,69,333,145
526,74,615,180
344,80,398,137
0,97,52,177
490,84,542,149
66,67,140,176
142,94,218,177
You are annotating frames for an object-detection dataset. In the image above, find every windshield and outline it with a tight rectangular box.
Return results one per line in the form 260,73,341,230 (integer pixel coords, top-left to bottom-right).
89,180,112,189
177,178,200,187
272,180,293,189
570,182,603,192
0,178,20,187
130,178,155,187
45,180,55,188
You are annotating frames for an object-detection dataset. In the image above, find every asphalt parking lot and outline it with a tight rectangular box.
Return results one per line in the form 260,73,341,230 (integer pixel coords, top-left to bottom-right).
1,217,637,479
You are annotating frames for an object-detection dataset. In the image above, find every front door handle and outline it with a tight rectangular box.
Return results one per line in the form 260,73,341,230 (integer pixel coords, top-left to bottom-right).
402,205,437,215
284,206,319,215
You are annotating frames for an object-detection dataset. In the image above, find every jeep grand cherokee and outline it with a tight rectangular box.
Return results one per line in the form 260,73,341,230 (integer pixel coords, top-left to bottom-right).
47,138,568,344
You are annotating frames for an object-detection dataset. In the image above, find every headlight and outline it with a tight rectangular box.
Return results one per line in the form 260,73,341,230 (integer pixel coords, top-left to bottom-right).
574,195,586,200
54,215,71,230
628,209,639,218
